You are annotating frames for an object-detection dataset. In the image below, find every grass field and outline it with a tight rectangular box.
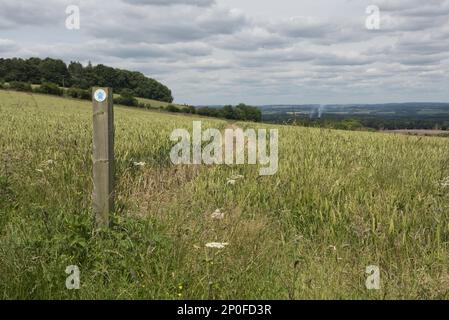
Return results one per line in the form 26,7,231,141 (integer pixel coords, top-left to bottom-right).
1,90,449,299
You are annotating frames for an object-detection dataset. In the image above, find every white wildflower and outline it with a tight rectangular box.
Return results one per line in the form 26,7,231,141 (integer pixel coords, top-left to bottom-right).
41,159,55,166
133,161,146,168
440,177,449,188
210,209,225,220
227,174,243,186
205,242,229,249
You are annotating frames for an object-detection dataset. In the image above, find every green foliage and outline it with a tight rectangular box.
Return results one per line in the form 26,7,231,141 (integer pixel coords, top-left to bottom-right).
34,82,64,96
197,104,262,122
0,57,173,102
165,104,180,113
8,81,32,92
335,119,363,131
138,103,153,110
0,57,41,83
114,89,138,107
180,105,196,114
235,103,262,122
38,58,69,85
67,87,91,100
222,105,236,119
197,106,221,118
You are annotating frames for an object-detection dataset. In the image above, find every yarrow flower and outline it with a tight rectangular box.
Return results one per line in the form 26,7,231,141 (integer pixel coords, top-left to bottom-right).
440,177,449,188
210,209,225,220
227,174,244,186
133,161,146,168
205,242,229,249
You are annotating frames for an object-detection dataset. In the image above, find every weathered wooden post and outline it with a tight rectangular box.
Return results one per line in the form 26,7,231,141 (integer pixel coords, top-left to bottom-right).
92,87,114,228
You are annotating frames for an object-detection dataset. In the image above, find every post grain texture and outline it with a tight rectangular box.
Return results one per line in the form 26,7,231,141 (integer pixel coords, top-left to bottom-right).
92,87,114,228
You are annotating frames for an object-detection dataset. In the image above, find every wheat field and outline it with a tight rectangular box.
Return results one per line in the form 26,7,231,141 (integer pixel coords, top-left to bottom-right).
1,90,449,299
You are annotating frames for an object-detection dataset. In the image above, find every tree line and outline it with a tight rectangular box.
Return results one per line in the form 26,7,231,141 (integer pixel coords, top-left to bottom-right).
0,79,262,122
0,57,173,102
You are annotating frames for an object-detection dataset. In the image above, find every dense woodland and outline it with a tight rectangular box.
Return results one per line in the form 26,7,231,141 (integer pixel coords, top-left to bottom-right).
0,57,173,102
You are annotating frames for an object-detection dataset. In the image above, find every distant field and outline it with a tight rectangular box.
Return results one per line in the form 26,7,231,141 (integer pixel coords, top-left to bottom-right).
1,91,449,299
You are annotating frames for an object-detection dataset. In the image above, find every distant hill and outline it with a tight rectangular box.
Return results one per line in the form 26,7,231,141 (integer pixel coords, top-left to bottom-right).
261,102,449,130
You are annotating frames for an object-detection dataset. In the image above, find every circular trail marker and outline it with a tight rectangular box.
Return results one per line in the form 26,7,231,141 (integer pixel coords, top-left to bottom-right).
94,89,107,102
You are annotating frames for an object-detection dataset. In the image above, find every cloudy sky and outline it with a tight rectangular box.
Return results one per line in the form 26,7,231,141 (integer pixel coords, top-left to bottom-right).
1,0,449,105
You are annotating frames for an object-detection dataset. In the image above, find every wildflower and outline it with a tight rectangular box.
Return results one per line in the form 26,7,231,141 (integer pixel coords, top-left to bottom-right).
205,242,229,249
210,209,225,220
46,159,55,165
440,177,449,188
133,161,146,167
227,174,244,186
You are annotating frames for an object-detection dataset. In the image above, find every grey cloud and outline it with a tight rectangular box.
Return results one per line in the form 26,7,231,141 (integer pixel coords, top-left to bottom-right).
93,41,212,60
0,39,19,53
211,28,287,51
84,4,249,43
398,54,446,66
266,16,370,46
0,0,64,29
236,45,373,68
122,0,215,6
313,53,372,66
377,0,449,15
267,16,332,38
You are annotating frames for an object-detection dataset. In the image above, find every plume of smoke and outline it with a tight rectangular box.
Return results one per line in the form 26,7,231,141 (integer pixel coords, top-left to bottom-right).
310,105,326,119
318,104,326,118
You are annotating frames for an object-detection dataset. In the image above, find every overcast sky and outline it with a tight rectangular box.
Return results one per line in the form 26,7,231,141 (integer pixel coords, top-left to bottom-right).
1,0,449,105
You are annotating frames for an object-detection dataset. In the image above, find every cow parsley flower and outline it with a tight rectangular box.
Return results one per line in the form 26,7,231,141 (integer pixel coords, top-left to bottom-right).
133,161,146,167
211,209,225,220
205,242,229,249
440,177,449,188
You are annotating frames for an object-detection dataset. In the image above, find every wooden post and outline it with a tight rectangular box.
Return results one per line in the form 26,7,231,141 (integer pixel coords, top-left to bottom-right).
92,87,114,228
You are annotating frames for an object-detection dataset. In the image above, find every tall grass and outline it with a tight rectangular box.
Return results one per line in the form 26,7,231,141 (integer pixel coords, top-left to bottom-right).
1,90,449,299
